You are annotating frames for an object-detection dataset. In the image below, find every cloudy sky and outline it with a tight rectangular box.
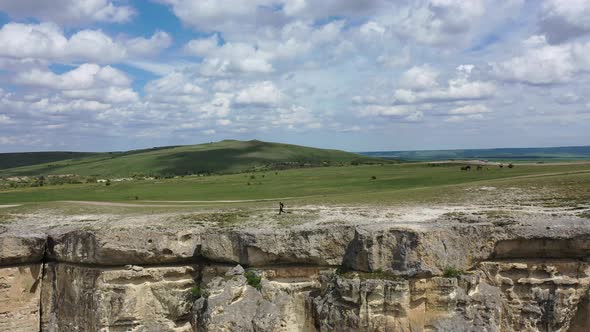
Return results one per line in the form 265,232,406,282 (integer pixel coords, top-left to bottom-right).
0,0,589,152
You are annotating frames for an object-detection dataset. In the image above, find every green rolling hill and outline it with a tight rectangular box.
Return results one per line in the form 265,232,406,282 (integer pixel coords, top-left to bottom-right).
0,140,383,177
0,151,99,170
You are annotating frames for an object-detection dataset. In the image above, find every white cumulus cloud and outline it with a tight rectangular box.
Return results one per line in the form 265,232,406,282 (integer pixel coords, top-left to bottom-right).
492,35,590,85
15,64,130,90
0,0,134,25
398,65,439,90
0,22,170,64
235,81,283,106
184,34,220,56
394,65,496,104
14,64,138,105
126,31,172,57
539,0,590,43
186,39,274,75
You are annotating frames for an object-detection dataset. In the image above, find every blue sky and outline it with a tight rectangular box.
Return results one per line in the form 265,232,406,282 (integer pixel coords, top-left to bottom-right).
0,0,589,152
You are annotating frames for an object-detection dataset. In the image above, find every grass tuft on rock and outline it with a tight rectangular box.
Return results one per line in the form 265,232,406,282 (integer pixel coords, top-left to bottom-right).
443,266,463,278
187,285,206,302
190,286,204,301
245,271,262,290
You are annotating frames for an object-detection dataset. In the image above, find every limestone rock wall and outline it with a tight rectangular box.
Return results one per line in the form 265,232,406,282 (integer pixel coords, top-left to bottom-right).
193,265,320,332
41,263,198,331
309,260,590,332
0,215,590,331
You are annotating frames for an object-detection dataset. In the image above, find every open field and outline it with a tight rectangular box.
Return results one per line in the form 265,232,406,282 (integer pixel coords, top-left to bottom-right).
6,140,587,220
1,162,589,214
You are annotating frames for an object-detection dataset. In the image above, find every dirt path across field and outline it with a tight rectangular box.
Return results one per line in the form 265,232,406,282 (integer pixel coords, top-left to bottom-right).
0,204,21,209
59,198,293,208
60,201,213,207
141,197,294,203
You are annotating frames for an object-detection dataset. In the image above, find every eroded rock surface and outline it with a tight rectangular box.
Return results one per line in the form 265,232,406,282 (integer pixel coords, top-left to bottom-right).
310,259,590,332
0,233,46,265
193,265,319,331
0,264,42,332
41,263,197,331
0,208,589,331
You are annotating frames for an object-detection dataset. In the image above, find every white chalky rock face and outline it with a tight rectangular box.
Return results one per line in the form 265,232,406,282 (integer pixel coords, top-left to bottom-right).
309,261,590,331
476,260,590,331
191,266,321,331
0,265,42,332
41,264,198,331
0,210,590,330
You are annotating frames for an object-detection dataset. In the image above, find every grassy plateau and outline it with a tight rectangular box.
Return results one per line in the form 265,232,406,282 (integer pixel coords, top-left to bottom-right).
1,140,589,217
1,162,589,207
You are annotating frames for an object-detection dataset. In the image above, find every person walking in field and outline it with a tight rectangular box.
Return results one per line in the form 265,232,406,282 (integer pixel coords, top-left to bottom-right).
279,202,285,215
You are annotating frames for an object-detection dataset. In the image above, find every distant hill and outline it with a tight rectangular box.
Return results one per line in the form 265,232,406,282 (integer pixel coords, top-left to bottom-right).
0,140,383,177
0,152,99,170
360,146,590,162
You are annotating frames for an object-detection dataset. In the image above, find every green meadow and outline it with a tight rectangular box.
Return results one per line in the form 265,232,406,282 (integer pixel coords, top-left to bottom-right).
2,162,589,206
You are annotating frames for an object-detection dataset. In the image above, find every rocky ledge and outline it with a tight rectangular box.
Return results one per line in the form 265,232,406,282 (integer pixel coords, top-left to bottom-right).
1,207,589,331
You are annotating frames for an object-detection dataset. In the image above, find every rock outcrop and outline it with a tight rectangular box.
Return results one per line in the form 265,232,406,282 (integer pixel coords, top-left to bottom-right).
310,260,590,331
41,263,197,331
1,209,590,331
